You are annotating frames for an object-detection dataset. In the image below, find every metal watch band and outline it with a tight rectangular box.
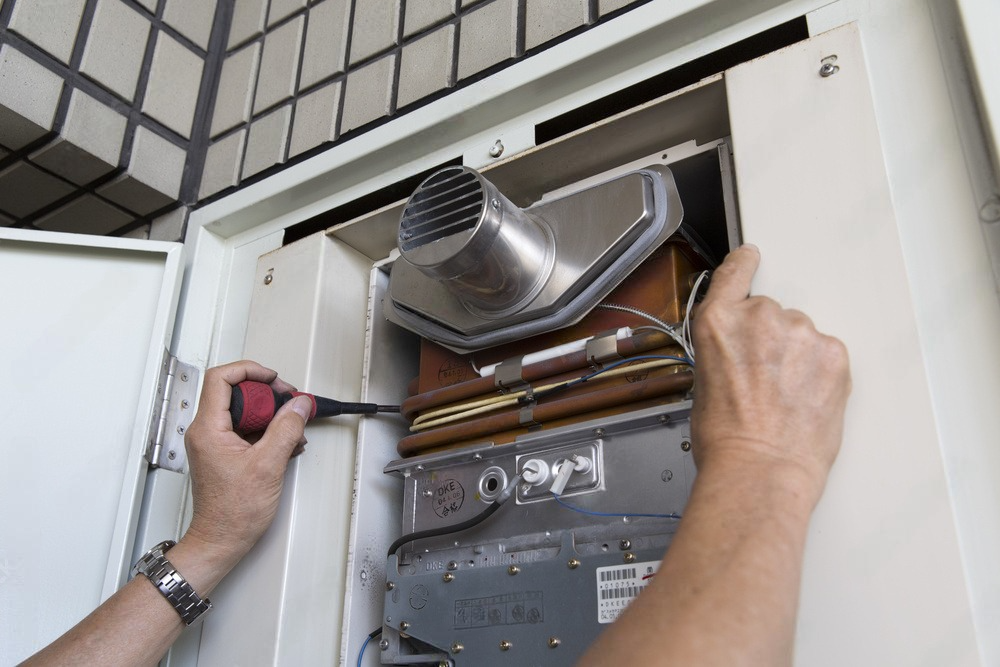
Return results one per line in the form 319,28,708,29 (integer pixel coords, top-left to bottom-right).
131,540,212,625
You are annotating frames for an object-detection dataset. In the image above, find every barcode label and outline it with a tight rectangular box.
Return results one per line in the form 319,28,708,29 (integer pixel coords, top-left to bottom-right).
595,560,660,624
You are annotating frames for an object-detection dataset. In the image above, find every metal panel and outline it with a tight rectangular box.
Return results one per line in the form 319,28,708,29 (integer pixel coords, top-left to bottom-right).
727,23,982,665
0,228,183,665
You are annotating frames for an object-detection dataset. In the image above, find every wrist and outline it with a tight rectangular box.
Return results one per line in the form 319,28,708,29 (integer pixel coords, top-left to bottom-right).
168,531,243,598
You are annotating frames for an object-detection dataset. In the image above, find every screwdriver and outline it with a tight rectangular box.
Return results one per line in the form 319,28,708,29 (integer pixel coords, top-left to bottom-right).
230,380,400,435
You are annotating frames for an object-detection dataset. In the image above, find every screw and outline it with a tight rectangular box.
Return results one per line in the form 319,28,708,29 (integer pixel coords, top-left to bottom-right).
447,561,458,571
624,552,636,563
548,637,561,649
176,425,185,435
167,450,176,460
508,565,520,575
264,274,273,285
416,465,425,472
521,483,532,495
451,642,464,654
422,489,433,498
681,440,691,452
819,62,839,77
180,373,189,382
399,621,409,631
658,414,670,424
443,572,454,583
980,196,1000,223
438,663,448,667
386,581,395,591
491,198,500,210
619,539,631,550
594,428,606,437
499,640,512,651
489,139,505,158
568,558,581,569
181,399,190,409
379,638,389,650
473,453,483,461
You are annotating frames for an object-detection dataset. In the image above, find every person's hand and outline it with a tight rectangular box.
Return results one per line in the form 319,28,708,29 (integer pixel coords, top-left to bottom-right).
691,245,851,508
179,360,311,570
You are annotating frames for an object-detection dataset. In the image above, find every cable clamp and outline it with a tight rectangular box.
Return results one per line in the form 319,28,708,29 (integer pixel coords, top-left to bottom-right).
494,356,527,393
585,330,622,370
519,405,540,428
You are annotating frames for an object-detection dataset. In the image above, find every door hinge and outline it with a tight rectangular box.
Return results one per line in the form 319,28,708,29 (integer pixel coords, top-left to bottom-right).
146,350,200,472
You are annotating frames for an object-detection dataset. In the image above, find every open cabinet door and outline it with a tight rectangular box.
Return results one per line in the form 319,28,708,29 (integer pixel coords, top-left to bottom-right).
0,228,185,665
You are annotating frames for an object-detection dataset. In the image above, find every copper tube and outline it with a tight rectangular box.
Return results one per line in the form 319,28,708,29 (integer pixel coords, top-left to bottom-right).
397,369,693,456
401,330,678,420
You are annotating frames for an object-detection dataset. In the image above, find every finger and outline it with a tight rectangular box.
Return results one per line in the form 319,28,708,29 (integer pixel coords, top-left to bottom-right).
270,377,298,394
255,395,311,469
291,443,306,458
198,361,279,430
701,244,760,306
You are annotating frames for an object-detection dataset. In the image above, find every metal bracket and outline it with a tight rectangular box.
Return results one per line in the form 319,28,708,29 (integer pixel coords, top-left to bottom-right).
145,350,200,472
494,356,528,393
585,330,622,369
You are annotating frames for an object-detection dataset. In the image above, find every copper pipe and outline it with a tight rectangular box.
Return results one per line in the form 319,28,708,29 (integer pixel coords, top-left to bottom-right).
397,369,693,456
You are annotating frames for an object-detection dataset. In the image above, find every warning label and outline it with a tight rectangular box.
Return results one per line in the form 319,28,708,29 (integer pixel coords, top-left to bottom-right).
454,591,544,629
595,560,659,624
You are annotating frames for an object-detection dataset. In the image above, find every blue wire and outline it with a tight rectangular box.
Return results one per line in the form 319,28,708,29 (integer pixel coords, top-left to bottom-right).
580,355,694,383
357,630,381,667
552,493,682,520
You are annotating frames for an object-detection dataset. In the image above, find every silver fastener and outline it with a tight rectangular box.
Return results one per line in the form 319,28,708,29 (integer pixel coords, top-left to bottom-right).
624,552,636,563
181,400,190,409
379,639,389,650
176,425,185,435
167,450,176,460
568,558,581,569
489,140,505,158
980,196,1000,223
499,640,512,651
819,62,839,77
180,373,189,382
658,414,670,424
594,428,606,437
491,198,500,210
399,621,410,631
443,573,455,583
548,637,561,649
681,440,691,452
416,464,425,472
422,489,433,498
386,581,395,591
451,642,464,654
447,561,458,571
473,453,483,461
619,539,631,550
438,662,448,667
508,565,520,575
264,274,273,285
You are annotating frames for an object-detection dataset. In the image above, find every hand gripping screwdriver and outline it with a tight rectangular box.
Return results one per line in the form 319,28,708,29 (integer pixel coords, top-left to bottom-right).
230,380,399,435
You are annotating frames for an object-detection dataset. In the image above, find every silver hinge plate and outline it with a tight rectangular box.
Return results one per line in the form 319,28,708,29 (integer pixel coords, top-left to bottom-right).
145,350,200,472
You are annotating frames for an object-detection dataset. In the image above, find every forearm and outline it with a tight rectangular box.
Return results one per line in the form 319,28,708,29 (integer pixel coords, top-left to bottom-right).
580,454,816,666
22,536,237,667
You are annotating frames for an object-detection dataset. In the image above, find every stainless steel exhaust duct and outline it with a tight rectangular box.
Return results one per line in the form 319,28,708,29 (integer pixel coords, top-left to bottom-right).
385,165,684,351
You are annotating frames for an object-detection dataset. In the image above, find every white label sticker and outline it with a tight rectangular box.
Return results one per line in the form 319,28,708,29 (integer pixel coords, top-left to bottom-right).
595,560,660,624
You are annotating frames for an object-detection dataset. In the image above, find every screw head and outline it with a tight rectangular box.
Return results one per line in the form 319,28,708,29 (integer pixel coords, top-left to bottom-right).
386,581,395,591
819,62,839,77
548,637,561,649
489,139,505,158
624,552,636,563
508,565,520,575
167,450,176,460
451,642,464,654
416,464,425,472
176,425,185,435
658,414,670,424
594,428,606,437
180,373,189,382
499,640,512,651
619,539,631,550
399,621,410,631
681,440,691,452
491,198,500,210
438,662,449,667
568,558,581,569
443,572,455,583
181,399,190,409
264,274,273,285
379,638,389,650
422,489,433,498
447,560,458,571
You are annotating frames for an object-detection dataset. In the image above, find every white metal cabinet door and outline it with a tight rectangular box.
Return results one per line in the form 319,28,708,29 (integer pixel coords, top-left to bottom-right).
0,228,184,665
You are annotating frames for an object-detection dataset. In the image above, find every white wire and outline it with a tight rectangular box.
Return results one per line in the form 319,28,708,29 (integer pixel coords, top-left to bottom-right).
597,303,691,358
683,271,709,363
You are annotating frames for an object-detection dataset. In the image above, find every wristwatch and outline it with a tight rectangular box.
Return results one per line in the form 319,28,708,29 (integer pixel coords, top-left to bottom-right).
131,540,212,625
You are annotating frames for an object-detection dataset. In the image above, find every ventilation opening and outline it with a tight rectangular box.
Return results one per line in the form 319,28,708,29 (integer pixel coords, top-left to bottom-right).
399,170,484,252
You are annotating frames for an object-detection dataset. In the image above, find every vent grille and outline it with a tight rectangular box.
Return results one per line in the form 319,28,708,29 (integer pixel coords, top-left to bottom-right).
399,169,484,252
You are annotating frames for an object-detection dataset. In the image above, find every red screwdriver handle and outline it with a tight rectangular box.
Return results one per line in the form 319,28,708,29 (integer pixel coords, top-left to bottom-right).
230,381,317,434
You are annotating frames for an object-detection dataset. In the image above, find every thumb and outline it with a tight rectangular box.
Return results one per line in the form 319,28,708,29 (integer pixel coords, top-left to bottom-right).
256,395,311,467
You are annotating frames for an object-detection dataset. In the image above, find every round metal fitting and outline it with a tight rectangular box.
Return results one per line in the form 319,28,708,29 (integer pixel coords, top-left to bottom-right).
447,560,458,571
451,642,464,654
658,414,670,424
176,425,185,435
180,373,189,382
568,558,581,569
594,428,606,437
499,640,512,651
681,440,691,452
399,621,410,631
619,539,631,550
167,450,176,460
443,572,455,583
422,489,433,498
980,196,1000,223
478,466,508,502
181,399,190,409
548,637,561,649
624,552,636,563
489,139,505,158
508,565,520,576
415,464,425,471
379,639,389,650
386,581,395,591
438,662,449,667
264,274,273,285
819,62,839,77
